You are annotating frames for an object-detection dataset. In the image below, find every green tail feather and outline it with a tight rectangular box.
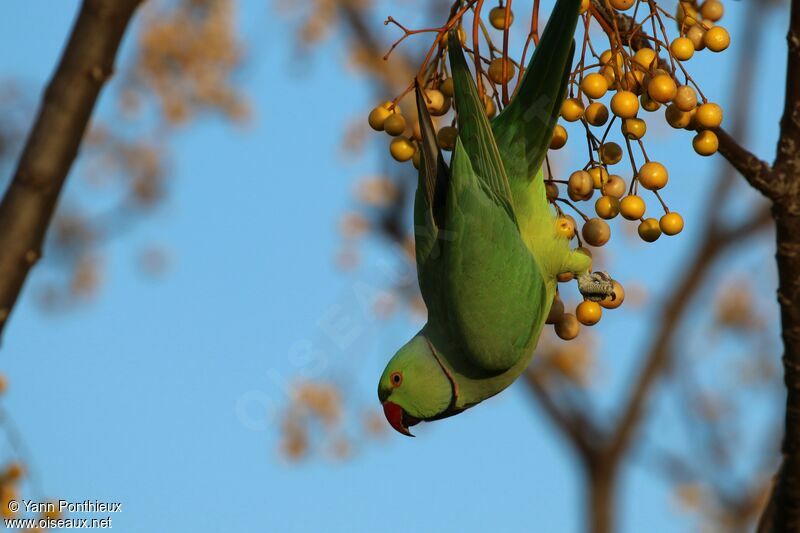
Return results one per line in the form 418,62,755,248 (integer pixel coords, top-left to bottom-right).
492,0,581,182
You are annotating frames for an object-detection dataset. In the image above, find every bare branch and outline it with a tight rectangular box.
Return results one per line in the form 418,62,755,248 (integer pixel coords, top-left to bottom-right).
775,0,800,178
0,0,143,338
523,370,594,457
715,127,776,198
758,2,800,530
609,207,771,461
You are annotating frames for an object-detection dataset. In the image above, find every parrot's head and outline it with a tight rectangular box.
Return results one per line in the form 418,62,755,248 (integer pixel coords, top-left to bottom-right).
378,334,454,437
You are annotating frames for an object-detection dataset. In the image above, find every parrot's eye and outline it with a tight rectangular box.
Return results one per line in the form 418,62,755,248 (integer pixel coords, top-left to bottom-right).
390,371,403,387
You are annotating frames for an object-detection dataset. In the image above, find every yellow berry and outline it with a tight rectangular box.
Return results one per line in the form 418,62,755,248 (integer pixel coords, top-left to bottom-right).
696,102,723,128
546,296,565,324
483,94,497,118
368,102,394,131
383,113,406,136
595,195,620,219
611,90,640,119
432,99,451,117
551,124,568,150
638,161,668,190
693,130,719,156
488,57,516,84
634,48,657,70
624,70,646,94
410,120,423,140
489,7,514,29
557,271,577,284
557,271,575,283
620,195,646,220
604,175,627,198
456,27,467,45
600,142,623,165
704,26,730,52
576,301,602,326
687,25,706,51
600,65,618,88
546,181,560,202
579,0,591,14
440,78,454,98
638,218,662,242
424,89,449,116
600,49,624,69
648,74,678,104
588,166,609,189
600,280,625,309
659,212,684,235
568,170,594,200
390,137,415,162
412,150,420,169
581,73,609,100
622,117,647,140
438,126,458,151
640,93,661,112
609,0,635,10
674,85,698,112
585,102,609,126
555,313,580,340
700,0,724,21
582,218,611,246
561,98,585,122
556,216,576,239
665,104,693,129
676,1,698,27
670,37,695,61
685,108,700,131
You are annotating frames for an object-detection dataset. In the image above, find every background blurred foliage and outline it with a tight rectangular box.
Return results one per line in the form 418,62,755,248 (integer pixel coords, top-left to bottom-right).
0,1,788,532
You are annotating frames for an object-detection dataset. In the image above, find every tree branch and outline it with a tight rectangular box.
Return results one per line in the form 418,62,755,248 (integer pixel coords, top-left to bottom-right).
608,207,771,461
0,0,142,338
714,127,776,198
775,0,800,179
523,370,595,457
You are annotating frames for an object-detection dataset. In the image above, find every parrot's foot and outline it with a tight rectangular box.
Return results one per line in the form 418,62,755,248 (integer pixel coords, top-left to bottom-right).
577,271,615,302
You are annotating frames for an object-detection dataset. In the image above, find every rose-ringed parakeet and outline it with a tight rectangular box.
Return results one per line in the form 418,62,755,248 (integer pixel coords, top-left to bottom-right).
378,0,613,436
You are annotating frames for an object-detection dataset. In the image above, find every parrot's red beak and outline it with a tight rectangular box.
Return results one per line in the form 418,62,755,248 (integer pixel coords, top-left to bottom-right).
382,401,419,437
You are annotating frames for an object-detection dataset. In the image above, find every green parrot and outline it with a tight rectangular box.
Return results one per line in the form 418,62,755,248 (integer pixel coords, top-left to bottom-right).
378,0,614,436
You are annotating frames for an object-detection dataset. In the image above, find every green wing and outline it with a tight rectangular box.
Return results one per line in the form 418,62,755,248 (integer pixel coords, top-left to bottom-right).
444,139,548,374
491,0,580,184
439,37,547,373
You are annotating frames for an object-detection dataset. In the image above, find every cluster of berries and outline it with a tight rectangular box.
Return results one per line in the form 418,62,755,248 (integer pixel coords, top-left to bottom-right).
367,0,728,336
550,0,727,248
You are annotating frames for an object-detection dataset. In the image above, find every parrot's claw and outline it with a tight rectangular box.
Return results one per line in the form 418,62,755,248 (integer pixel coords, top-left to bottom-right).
577,271,615,302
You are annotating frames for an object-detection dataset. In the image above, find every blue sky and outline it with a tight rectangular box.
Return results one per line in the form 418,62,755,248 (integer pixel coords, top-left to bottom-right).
0,1,788,532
